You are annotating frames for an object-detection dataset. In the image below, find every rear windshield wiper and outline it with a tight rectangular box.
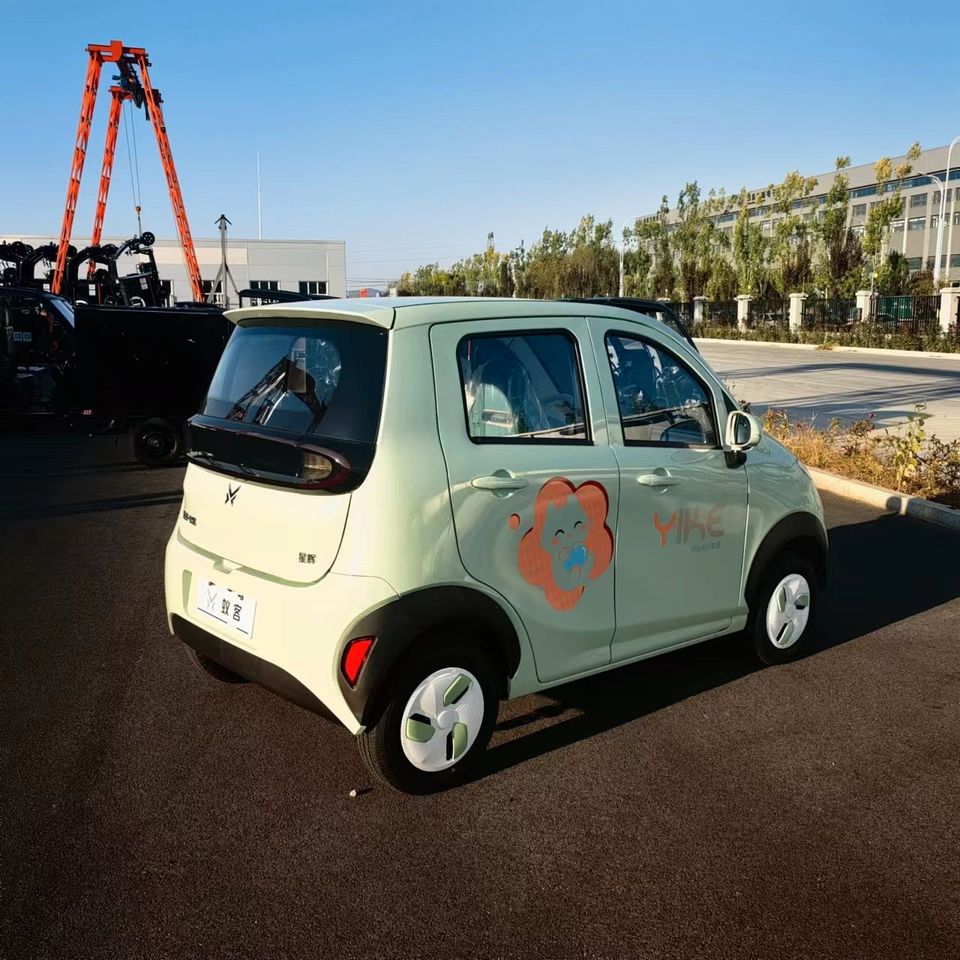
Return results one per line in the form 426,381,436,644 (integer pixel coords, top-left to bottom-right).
226,357,288,423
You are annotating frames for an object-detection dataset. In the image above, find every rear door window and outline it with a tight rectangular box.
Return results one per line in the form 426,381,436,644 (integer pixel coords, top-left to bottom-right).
457,332,589,442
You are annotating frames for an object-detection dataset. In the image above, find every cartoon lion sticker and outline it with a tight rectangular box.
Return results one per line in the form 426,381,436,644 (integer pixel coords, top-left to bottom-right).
517,478,614,611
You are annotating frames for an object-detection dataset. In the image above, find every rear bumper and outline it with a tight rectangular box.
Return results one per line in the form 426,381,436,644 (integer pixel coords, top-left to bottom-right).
165,526,399,735
172,615,336,721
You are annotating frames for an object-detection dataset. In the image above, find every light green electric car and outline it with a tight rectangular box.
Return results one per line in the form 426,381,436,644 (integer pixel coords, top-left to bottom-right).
164,297,827,793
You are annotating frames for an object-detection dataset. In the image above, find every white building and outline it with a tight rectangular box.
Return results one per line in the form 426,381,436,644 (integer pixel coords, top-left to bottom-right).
1,234,347,303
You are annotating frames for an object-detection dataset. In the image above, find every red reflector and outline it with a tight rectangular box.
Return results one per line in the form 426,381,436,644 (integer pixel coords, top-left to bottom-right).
342,637,375,687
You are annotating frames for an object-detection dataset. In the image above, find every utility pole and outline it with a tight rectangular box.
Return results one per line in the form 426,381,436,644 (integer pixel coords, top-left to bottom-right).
942,136,960,284
257,152,263,241
207,213,240,308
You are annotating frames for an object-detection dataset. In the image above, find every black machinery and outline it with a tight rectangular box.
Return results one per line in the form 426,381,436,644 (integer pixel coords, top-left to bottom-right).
1,232,170,307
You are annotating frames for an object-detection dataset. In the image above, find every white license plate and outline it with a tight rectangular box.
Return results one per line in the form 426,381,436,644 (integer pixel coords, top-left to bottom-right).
195,579,257,639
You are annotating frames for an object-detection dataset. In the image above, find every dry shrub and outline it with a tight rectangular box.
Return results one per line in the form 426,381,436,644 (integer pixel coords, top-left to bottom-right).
762,406,960,508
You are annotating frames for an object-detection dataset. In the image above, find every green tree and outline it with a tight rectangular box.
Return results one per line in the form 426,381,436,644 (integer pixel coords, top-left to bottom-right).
672,182,726,299
863,142,922,282
874,250,910,295
770,170,818,293
814,157,863,296
705,256,737,300
732,189,771,296
638,196,677,299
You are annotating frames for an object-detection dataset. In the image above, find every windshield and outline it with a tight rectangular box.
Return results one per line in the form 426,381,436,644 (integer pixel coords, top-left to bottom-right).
202,320,387,443
45,295,75,327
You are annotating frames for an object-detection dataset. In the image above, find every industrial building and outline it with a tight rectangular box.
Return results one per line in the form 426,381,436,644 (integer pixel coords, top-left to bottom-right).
639,143,960,281
0,234,347,304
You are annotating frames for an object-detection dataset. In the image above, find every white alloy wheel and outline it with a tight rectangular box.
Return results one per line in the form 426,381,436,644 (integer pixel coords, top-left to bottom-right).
400,667,485,773
765,573,812,649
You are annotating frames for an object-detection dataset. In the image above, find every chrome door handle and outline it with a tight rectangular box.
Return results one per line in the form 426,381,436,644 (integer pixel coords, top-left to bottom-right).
637,472,681,487
471,474,530,491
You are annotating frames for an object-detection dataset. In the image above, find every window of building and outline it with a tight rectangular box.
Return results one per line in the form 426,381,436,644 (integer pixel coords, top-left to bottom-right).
932,189,953,206
851,224,865,237
954,211,960,226
952,253,960,268
906,257,922,271
250,280,279,291
852,203,867,218
200,279,223,305
910,193,928,209
457,332,589,442
762,220,772,232
892,220,905,233
604,334,717,447
908,217,925,232
931,215,941,229
298,281,328,296
851,185,877,198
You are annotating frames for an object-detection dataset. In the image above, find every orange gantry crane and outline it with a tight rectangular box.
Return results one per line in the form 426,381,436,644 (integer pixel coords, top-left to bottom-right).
52,40,203,301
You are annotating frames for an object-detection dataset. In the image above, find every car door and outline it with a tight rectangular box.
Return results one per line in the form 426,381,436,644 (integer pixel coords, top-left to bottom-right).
587,317,748,661
431,317,620,684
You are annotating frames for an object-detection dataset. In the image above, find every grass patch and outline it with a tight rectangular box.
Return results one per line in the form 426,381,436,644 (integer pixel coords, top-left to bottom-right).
762,405,960,509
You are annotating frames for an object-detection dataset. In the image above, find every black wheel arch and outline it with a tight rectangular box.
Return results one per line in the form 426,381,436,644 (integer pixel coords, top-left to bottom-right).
338,586,522,727
745,512,828,605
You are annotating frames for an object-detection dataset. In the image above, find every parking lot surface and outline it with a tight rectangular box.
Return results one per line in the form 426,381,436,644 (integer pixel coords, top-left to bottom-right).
699,339,960,441
1,426,958,959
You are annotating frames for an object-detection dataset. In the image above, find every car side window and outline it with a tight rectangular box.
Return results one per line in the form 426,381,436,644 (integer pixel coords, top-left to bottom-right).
605,333,717,447
457,331,589,442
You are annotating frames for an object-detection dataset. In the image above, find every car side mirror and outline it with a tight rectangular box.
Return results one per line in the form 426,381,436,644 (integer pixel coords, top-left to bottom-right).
725,410,762,451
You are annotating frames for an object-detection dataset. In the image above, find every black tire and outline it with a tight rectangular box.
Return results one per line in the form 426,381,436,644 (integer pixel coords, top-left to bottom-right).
186,644,249,684
358,637,500,794
133,418,183,467
748,550,820,666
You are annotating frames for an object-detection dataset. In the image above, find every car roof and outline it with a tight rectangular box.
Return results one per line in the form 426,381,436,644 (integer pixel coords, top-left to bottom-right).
224,295,678,336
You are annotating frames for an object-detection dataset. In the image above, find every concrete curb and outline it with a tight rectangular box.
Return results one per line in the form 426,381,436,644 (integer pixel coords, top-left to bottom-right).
807,466,960,532
696,337,960,362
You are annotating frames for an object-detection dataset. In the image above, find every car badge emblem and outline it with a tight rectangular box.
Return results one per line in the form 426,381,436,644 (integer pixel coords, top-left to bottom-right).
225,483,239,505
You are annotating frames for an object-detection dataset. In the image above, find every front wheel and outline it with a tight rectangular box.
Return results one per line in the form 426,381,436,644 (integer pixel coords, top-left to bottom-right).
357,638,500,794
748,551,820,666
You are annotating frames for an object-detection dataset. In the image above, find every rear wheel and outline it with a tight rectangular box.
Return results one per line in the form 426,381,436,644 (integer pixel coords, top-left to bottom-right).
186,645,249,684
358,638,500,794
748,551,820,666
133,418,183,467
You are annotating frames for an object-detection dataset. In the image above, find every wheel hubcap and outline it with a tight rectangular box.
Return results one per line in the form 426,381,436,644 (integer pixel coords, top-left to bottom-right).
765,573,811,649
400,667,484,772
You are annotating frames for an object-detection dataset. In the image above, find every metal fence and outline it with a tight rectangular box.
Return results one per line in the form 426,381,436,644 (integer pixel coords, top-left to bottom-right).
702,299,738,326
667,301,695,327
750,296,789,329
869,295,941,335
801,297,859,331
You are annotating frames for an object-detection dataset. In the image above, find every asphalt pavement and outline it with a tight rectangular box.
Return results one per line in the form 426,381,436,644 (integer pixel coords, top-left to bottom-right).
1,426,958,959
699,339,960,441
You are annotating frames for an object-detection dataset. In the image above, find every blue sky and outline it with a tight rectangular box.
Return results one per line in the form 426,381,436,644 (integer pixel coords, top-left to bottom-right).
1,0,958,285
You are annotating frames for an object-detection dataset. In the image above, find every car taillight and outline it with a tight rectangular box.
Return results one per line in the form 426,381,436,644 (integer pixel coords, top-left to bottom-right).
341,637,375,687
299,448,353,491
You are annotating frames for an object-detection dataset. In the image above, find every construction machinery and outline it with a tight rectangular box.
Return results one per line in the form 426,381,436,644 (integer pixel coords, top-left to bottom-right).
52,40,203,302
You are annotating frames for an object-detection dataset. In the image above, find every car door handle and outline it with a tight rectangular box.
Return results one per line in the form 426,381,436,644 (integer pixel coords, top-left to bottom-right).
637,472,681,487
471,474,530,491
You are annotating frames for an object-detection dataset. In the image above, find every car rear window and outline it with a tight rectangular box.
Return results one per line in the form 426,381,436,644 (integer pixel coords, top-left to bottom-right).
201,319,387,443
